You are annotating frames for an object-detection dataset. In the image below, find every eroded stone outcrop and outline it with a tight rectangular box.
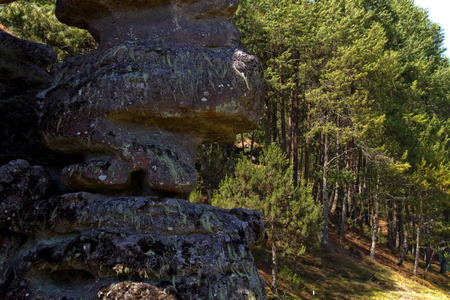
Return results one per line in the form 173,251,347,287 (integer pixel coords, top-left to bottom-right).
3,192,266,299
40,0,264,197
1,0,267,298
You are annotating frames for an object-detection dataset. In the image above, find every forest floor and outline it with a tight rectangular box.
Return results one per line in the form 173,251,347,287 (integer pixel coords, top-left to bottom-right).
252,225,450,299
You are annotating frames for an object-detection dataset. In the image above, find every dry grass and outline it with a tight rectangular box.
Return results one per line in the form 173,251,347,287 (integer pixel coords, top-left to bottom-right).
253,227,450,299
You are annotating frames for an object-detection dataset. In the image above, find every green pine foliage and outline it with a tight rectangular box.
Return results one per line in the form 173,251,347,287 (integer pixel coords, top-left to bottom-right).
0,0,97,60
212,144,322,254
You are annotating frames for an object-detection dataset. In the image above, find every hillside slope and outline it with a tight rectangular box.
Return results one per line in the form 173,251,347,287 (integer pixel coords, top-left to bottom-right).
253,228,450,299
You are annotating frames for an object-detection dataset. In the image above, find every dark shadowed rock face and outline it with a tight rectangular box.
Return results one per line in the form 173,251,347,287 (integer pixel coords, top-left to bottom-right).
0,27,62,165
0,160,52,296
2,192,266,299
40,0,265,197
0,160,52,229
0,29,56,95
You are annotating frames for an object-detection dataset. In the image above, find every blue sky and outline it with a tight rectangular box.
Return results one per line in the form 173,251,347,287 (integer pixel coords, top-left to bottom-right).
414,0,450,56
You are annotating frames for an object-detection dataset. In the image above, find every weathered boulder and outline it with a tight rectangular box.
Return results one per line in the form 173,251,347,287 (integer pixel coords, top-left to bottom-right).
8,0,269,299
4,192,267,299
0,159,52,229
0,159,52,296
40,0,264,196
0,27,56,97
0,26,62,165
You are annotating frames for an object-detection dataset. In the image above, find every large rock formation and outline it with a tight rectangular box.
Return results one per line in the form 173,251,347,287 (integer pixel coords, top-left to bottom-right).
1,0,267,298
0,25,62,166
40,0,265,197
2,192,266,299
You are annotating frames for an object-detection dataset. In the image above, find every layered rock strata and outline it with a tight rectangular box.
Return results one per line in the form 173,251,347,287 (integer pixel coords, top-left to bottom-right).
2,192,266,299
40,0,264,197
0,0,267,298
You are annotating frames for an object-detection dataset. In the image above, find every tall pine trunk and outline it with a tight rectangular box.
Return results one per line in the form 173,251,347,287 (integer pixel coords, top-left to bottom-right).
290,82,299,186
387,200,395,249
279,61,286,153
398,200,410,266
288,87,293,160
271,223,277,294
357,151,364,229
322,114,330,247
362,157,369,226
331,118,341,215
395,200,404,249
339,146,350,236
370,171,381,260
266,95,272,147
304,100,311,185
413,194,423,277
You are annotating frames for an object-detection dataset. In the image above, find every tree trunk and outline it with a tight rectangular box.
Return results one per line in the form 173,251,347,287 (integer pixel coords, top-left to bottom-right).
339,183,348,236
347,145,355,219
351,146,358,227
331,119,341,215
271,237,277,294
363,159,369,226
304,100,311,185
279,61,286,153
424,226,431,266
440,248,447,275
398,201,410,266
272,98,278,144
357,151,364,229
387,200,395,249
424,250,435,279
299,145,303,184
330,187,338,215
396,200,404,249
291,83,299,186
370,171,381,260
321,115,330,247
413,194,423,277
288,87,293,160
314,138,322,204
339,146,350,236
266,95,272,147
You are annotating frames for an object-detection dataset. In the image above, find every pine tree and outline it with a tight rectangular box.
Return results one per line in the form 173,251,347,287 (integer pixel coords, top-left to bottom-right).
0,0,97,60
212,144,322,294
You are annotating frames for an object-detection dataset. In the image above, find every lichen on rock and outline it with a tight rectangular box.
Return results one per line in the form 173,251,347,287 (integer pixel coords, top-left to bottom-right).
0,0,268,298
40,0,265,197
3,193,266,299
